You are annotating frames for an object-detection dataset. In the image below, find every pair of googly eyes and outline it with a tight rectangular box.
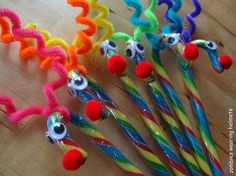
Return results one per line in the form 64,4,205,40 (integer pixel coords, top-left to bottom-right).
100,40,117,57
47,122,67,143
125,40,145,59
68,74,88,91
206,41,217,50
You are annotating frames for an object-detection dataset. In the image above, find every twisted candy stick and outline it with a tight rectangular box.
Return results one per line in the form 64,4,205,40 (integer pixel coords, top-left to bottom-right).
100,40,192,176
0,9,89,170
0,11,143,174
39,31,169,174
89,0,114,53
67,0,97,54
70,112,145,176
152,49,213,175
116,38,202,175
170,39,232,176
116,1,203,175
111,35,201,176
161,1,232,174
87,76,171,176
46,112,88,170
40,21,167,175
27,31,145,176
126,1,214,175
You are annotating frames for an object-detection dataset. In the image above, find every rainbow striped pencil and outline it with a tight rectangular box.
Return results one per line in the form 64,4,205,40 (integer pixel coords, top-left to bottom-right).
70,112,145,176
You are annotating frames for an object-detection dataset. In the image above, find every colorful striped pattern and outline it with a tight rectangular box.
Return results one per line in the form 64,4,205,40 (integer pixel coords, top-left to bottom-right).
70,112,144,176
47,113,88,164
120,74,189,176
175,42,223,176
147,80,202,176
151,49,213,175
87,76,172,176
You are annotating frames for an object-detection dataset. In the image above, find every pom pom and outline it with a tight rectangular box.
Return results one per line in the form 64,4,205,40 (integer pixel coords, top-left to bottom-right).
107,55,127,75
183,43,199,61
219,55,233,69
85,100,103,121
62,149,84,170
135,61,153,79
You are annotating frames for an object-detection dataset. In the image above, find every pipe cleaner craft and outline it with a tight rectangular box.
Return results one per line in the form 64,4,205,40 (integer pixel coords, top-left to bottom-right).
18,1,170,175
0,8,145,175
0,8,87,171
120,0,230,175
124,0,233,175
97,1,198,176
109,1,204,175
156,0,233,175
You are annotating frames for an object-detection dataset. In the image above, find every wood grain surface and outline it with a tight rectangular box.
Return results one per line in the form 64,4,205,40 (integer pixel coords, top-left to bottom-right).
0,0,235,175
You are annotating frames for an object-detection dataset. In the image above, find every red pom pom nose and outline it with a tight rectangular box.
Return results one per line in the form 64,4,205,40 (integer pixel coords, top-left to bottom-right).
135,61,153,79
107,55,127,75
62,149,85,170
219,55,233,69
183,43,199,61
85,100,103,121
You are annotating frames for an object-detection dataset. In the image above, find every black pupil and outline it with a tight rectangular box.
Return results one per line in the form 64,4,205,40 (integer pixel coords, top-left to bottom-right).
100,47,105,55
74,78,83,85
207,42,213,47
168,37,175,44
54,124,65,134
137,43,144,51
109,41,116,47
126,48,132,57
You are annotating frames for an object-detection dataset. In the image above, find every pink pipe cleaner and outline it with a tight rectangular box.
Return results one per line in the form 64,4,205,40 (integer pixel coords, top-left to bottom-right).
0,8,70,123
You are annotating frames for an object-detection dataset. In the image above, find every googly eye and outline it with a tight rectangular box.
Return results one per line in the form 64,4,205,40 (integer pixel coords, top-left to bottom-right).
136,43,145,54
125,45,136,59
69,75,88,91
100,40,117,56
167,34,180,46
206,41,217,50
99,46,106,56
48,122,67,140
108,40,116,49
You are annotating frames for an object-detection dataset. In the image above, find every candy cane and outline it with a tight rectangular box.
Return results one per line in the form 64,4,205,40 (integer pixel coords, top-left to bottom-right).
0,9,88,171
70,112,145,176
159,1,232,175
123,1,215,175
0,8,145,174
166,37,232,176
111,0,206,175
46,112,87,170
101,38,195,175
